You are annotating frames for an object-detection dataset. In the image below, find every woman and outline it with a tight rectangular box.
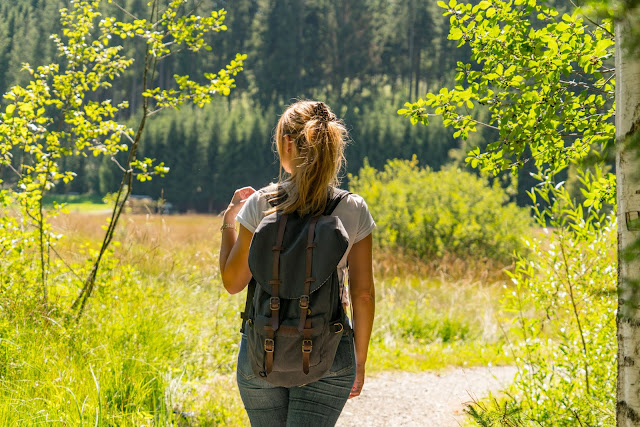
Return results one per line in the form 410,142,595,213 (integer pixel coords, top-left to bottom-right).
218,100,375,426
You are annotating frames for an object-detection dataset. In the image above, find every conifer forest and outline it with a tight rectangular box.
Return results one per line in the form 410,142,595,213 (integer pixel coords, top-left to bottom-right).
0,0,564,211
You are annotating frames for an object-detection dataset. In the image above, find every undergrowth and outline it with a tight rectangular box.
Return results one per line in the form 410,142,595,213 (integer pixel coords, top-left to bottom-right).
466,169,616,426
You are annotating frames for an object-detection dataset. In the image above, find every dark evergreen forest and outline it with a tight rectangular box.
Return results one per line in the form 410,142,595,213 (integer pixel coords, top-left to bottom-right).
0,0,556,211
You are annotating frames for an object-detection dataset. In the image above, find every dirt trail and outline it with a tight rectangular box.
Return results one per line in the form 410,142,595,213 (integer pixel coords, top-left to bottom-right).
336,366,517,427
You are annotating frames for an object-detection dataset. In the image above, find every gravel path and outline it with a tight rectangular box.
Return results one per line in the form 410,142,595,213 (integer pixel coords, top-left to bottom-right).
336,366,517,427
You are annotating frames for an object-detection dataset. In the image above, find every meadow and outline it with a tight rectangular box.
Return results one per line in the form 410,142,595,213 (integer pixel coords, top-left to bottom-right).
0,210,511,425
2,160,617,426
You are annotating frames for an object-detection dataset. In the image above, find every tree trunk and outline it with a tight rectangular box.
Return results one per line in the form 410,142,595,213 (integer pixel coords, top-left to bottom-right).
616,17,640,426
408,2,414,97
414,46,421,100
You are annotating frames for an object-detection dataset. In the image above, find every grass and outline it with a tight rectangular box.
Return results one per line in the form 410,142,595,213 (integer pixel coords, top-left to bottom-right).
42,193,113,213
0,212,516,425
368,260,511,372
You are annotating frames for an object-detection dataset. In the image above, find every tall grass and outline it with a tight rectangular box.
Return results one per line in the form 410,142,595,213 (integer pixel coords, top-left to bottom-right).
2,214,247,425
0,212,513,424
369,256,510,372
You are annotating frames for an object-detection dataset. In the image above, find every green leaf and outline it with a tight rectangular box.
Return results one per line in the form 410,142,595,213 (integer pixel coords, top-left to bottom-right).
450,27,463,40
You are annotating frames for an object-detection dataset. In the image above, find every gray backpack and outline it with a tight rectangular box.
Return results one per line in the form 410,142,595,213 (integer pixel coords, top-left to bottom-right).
240,188,351,387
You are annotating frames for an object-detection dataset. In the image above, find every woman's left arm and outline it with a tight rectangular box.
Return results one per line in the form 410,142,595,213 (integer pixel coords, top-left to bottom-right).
347,233,375,398
219,187,255,294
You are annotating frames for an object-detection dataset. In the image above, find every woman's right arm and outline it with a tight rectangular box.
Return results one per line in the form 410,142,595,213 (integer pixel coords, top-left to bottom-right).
347,233,375,398
219,187,255,294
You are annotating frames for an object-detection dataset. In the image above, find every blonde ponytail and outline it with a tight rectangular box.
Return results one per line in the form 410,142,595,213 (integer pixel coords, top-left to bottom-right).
266,100,347,216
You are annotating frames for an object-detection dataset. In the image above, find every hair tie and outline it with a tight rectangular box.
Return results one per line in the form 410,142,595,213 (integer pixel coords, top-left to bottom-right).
312,102,336,123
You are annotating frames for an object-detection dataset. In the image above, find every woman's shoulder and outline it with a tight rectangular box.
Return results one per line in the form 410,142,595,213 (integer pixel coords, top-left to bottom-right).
341,191,369,210
333,189,376,241
333,190,372,218
246,183,279,204
259,182,281,195
239,184,278,214
256,182,287,202
236,184,278,232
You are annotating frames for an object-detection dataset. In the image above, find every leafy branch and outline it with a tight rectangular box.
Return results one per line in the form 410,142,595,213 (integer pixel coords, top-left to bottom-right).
398,0,615,183
0,0,245,318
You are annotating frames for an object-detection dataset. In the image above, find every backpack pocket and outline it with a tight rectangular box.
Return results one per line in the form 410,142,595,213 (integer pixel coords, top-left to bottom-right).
246,314,344,387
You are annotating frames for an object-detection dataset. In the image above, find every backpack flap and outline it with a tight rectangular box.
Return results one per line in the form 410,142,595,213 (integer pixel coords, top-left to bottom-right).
248,212,349,299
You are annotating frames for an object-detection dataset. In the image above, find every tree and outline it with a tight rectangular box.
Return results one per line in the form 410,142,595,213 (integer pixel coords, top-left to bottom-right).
0,0,245,316
249,0,304,103
613,13,640,427
205,119,220,212
571,0,640,422
399,0,622,422
400,1,615,176
164,118,188,209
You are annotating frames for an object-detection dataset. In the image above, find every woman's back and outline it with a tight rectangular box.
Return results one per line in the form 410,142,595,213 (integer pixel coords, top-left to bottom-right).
218,100,375,426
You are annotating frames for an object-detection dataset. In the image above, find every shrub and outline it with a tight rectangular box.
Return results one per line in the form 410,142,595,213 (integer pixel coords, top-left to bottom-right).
467,170,616,426
396,301,471,343
349,157,532,263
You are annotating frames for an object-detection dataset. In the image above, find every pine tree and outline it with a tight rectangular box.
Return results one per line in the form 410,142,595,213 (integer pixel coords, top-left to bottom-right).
205,122,221,212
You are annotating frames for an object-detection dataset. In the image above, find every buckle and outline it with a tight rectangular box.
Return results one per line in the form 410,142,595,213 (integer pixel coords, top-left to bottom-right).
334,322,344,334
270,297,280,310
302,339,312,353
299,295,309,309
264,339,274,353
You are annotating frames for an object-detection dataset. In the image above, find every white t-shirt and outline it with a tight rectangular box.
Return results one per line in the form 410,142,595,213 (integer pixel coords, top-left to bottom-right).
236,187,376,290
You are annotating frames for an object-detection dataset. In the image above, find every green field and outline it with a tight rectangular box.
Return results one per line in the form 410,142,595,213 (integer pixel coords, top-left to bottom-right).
42,194,113,213
0,212,512,425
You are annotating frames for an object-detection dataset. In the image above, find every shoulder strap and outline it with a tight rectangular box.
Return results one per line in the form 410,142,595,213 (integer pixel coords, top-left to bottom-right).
323,188,351,215
267,186,286,208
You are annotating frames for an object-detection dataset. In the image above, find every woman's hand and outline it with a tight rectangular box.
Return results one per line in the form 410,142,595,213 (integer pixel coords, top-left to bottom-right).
224,186,256,222
349,363,365,399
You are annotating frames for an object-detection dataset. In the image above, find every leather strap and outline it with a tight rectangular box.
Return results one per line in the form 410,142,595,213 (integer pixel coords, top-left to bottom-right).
264,326,274,374
265,213,288,374
270,214,288,332
301,216,318,375
298,216,318,332
302,312,313,374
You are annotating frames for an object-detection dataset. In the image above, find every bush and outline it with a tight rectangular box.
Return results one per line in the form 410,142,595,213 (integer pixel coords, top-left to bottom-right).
467,170,616,426
349,157,532,263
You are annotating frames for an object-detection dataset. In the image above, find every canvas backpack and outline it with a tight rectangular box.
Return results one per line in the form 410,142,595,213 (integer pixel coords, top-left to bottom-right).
240,188,352,387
